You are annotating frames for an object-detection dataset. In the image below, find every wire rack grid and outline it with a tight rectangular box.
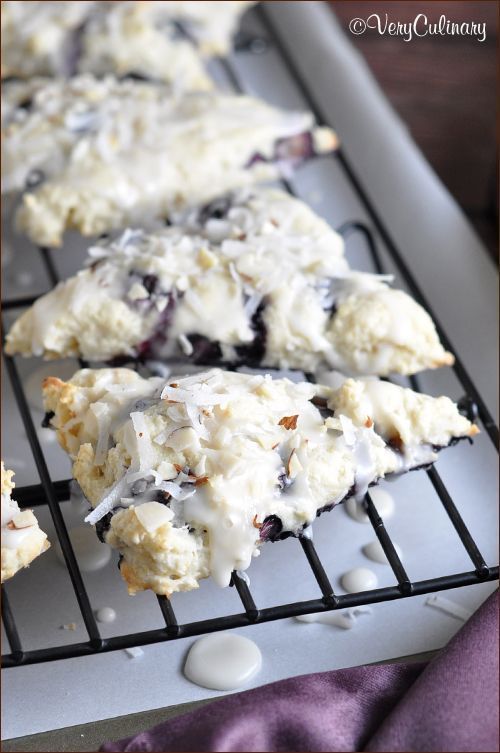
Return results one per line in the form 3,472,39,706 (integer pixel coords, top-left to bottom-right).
1,5,498,669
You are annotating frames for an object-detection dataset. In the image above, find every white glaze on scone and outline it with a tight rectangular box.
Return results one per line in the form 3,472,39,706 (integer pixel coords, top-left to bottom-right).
42,368,477,596
6,188,452,376
80,1,256,75
1,1,254,84
2,76,337,246
327,286,454,375
1,462,50,583
1,1,91,79
327,378,478,461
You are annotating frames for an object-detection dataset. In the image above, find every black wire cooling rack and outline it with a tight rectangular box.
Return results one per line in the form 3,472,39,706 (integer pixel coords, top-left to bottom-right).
1,6,498,669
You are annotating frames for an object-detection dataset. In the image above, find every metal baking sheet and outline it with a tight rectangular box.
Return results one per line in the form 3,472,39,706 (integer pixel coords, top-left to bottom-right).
2,1,497,740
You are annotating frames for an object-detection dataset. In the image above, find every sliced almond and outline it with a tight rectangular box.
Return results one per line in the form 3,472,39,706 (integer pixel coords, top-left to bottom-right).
198,247,219,269
325,416,342,432
127,282,149,301
157,461,178,480
12,510,37,528
278,415,299,431
135,502,173,533
287,449,303,479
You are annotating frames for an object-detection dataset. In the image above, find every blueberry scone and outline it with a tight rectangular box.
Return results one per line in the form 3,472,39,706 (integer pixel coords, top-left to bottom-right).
42,368,477,595
2,76,338,246
1,1,254,87
80,1,256,74
1,1,91,79
6,188,453,376
1,462,50,583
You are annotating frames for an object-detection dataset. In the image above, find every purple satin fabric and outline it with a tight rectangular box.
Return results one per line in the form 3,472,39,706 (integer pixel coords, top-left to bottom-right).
100,591,498,752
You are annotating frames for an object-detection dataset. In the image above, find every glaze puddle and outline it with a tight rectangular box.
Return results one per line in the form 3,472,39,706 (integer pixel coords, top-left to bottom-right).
368,488,395,518
425,595,473,621
184,633,262,691
95,606,116,624
341,567,378,593
362,539,402,564
344,497,369,523
296,606,372,630
345,487,395,523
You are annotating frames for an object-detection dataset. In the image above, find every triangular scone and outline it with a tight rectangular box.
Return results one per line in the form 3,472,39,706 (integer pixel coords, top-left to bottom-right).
42,368,477,596
6,188,452,377
1,462,50,583
325,378,477,453
1,1,254,85
2,77,337,246
80,1,257,63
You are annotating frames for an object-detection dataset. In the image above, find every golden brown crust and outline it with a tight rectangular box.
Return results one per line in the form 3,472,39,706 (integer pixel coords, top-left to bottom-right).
1,461,15,496
1,462,50,582
119,560,154,597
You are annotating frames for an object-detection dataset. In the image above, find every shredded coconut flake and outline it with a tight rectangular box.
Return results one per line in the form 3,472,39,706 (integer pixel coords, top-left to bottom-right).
117,229,144,250
161,384,232,407
92,404,112,466
130,412,154,471
185,401,210,440
243,292,262,318
178,334,194,356
159,481,197,501
85,474,130,525
339,414,357,447
125,469,151,484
